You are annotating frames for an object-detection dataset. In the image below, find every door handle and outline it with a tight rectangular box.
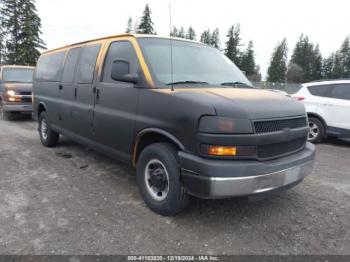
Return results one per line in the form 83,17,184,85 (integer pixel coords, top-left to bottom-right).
59,84,63,90
74,87,77,97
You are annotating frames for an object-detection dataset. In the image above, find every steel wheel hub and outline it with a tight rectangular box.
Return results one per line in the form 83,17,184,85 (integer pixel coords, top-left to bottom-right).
145,159,169,201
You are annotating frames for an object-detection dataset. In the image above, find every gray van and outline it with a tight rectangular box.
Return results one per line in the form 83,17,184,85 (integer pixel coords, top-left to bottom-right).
0,65,34,120
33,34,315,215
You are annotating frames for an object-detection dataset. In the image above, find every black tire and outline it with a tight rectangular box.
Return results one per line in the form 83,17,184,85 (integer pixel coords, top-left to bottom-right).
39,111,59,147
136,143,189,216
308,117,325,143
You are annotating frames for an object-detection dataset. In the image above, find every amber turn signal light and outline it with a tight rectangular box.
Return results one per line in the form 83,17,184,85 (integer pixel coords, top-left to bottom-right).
207,146,237,156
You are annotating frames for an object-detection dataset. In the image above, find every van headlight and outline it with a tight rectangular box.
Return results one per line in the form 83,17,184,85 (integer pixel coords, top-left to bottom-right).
6,90,17,96
198,116,253,134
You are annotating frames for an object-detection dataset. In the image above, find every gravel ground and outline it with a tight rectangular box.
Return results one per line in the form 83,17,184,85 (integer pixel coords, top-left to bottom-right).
0,117,349,255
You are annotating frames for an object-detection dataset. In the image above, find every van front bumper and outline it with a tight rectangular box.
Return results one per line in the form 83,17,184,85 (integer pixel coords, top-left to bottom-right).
179,142,315,199
3,103,33,112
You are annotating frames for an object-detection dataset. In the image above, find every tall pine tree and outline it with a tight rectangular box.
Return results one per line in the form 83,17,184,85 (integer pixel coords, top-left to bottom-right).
267,38,288,82
240,40,258,78
19,0,45,65
125,17,133,33
186,26,196,40
210,28,220,49
1,0,45,65
225,24,241,66
288,34,321,82
137,4,156,35
322,53,334,79
200,29,211,45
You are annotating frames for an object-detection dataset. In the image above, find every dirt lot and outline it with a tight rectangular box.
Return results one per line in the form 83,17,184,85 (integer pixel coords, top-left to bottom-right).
0,118,349,255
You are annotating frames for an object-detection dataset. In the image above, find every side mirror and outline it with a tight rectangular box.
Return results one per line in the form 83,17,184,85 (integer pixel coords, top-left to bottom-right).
111,59,139,83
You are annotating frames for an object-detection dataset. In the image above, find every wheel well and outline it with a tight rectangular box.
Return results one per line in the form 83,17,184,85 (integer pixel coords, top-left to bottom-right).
133,132,182,167
38,103,47,116
307,113,327,130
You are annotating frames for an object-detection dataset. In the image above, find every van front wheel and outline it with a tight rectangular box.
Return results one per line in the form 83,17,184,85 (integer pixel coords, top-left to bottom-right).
136,143,189,216
39,112,59,147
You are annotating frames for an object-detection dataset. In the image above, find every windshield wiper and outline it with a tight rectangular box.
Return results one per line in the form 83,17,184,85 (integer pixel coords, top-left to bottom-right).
221,82,253,88
167,81,209,86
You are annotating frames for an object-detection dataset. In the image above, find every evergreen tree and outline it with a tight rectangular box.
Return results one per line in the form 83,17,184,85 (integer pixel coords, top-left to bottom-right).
137,4,155,35
311,44,322,80
170,26,178,37
200,29,211,45
332,51,343,78
170,26,185,38
288,34,321,82
210,28,220,49
240,41,257,76
186,26,196,40
287,62,303,83
1,0,45,65
18,0,45,65
267,38,288,82
177,26,185,38
225,24,242,66
335,37,350,78
322,53,334,79
125,17,133,33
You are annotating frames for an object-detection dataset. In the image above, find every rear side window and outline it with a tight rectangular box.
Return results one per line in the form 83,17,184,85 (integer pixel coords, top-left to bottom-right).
307,85,333,97
330,84,350,100
102,41,138,83
76,44,101,84
62,47,82,83
35,51,66,82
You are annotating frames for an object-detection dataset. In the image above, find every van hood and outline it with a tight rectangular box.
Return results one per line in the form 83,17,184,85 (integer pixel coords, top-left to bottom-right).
2,83,33,93
168,87,306,120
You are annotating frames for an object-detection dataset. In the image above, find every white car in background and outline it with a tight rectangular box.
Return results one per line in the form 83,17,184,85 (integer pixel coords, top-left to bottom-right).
293,80,350,143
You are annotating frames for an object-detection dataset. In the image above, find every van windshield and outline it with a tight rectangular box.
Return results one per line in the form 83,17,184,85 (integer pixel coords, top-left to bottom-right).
137,38,253,88
2,68,34,83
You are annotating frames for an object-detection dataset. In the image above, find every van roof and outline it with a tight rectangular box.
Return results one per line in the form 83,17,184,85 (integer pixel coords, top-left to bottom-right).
41,33,205,55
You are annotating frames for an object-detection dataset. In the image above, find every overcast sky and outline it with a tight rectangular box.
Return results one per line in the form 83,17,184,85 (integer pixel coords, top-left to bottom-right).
36,0,349,79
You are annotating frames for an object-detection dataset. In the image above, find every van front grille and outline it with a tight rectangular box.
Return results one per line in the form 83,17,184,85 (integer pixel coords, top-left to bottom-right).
257,138,306,159
254,117,307,134
21,97,32,103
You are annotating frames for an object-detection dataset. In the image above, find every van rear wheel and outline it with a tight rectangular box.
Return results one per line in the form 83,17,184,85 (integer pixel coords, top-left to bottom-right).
136,143,189,216
39,112,59,147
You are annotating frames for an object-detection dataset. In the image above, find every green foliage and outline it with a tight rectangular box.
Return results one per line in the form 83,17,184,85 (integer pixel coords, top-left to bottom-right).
170,26,185,38
0,0,45,65
240,40,260,81
125,17,133,33
185,26,196,40
210,28,220,49
331,37,350,78
137,4,156,35
267,38,288,82
200,29,211,45
240,41,256,75
287,34,322,82
199,28,220,49
225,24,242,66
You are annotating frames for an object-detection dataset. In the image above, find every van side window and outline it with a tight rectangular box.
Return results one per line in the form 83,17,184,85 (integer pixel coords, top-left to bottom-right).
330,84,350,100
102,41,138,83
308,85,333,97
77,44,101,84
35,51,66,82
62,47,82,83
